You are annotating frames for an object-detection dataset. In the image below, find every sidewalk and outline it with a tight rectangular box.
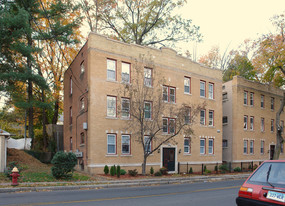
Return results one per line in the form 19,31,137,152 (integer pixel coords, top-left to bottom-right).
0,173,249,193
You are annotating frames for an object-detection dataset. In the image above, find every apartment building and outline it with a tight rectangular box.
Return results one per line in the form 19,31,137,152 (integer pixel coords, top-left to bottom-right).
63,33,223,174
223,76,285,168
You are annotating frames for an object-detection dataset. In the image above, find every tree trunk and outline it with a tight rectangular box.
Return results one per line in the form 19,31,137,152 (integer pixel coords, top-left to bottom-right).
52,98,59,124
142,155,147,175
273,91,285,160
42,90,48,151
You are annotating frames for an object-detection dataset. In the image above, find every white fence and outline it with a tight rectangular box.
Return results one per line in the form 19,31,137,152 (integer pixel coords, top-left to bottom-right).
7,138,31,150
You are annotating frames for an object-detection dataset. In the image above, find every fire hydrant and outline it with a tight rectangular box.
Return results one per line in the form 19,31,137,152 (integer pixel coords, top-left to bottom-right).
10,167,20,186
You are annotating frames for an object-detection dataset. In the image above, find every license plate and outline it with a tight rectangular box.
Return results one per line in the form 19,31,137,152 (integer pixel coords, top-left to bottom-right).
267,191,285,203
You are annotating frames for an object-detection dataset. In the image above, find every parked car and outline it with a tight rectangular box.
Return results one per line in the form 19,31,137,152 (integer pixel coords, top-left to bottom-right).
236,160,285,206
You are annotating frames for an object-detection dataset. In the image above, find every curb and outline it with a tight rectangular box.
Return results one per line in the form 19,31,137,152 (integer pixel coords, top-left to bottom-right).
0,174,249,193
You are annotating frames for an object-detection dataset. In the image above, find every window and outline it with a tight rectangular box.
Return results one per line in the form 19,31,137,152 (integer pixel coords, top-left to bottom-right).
200,110,206,125
122,135,130,155
107,96,117,117
244,91,248,105
208,83,214,99
261,140,264,154
107,59,116,81
271,97,274,110
209,139,214,154
250,92,254,106
209,110,214,126
261,118,265,132
223,140,228,148
80,61,85,74
70,137,73,151
222,92,228,101
144,101,152,119
107,134,116,154
244,115,248,130
144,136,151,153
184,77,191,94
250,116,254,130
80,132,85,144
200,139,205,154
250,140,254,154
122,62,130,83
163,86,176,103
243,140,248,154
121,98,130,118
162,118,175,134
184,138,191,154
185,107,191,124
70,77,73,95
261,95,264,108
144,67,152,87
271,119,274,132
69,106,72,125
223,116,228,124
200,81,206,97
80,98,85,111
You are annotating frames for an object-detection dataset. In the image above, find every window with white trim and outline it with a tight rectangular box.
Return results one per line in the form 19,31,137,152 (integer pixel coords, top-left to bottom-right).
144,67,152,87
209,139,214,154
107,134,116,154
243,140,248,154
200,81,206,97
144,101,152,119
271,97,274,110
184,138,191,154
121,98,130,118
271,119,274,132
250,92,254,106
209,110,214,126
122,135,130,155
261,95,264,108
250,140,254,154
261,117,265,132
208,83,214,99
163,86,176,103
184,77,191,94
144,136,151,153
107,59,116,81
244,115,248,130
200,139,205,154
162,118,175,134
122,62,130,83
185,107,191,124
107,96,117,117
244,91,248,105
250,116,254,130
261,140,264,154
200,109,206,125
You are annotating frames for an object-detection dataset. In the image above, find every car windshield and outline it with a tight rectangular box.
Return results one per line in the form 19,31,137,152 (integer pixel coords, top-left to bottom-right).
248,162,285,188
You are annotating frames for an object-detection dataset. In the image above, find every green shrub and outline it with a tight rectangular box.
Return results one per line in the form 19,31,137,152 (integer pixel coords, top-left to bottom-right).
128,169,138,176
159,167,168,175
116,165,121,178
51,152,77,179
120,169,127,175
150,167,154,175
234,167,241,172
204,169,211,174
253,164,258,170
203,165,207,172
5,161,22,179
110,166,115,176
154,171,162,176
215,165,218,172
219,164,229,173
189,167,193,174
113,165,117,175
104,165,109,175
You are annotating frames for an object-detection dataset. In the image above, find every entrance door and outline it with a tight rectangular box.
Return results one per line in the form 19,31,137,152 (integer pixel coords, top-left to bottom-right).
163,148,175,172
270,145,275,160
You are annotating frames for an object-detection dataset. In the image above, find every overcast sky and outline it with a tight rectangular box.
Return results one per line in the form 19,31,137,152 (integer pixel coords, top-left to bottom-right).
180,0,285,59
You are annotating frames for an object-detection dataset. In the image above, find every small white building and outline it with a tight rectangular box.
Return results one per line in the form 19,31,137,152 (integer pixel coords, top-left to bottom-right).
0,129,11,172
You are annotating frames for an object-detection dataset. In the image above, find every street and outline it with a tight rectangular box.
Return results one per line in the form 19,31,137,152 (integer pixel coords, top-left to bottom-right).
0,179,244,206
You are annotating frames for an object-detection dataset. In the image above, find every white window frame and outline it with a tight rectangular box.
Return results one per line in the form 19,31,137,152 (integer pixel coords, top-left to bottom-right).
107,96,117,117
184,77,191,94
184,138,191,154
243,140,248,154
122,62,130,83
250,116,254,130
107,59,116,81
107,134,116,155
163,86,176,103
200,81,206,97
261,117,265,132
208,139,214,154
169,87,176,103
121,135,130,155
271,97,274,110
162,118,175,134
244,115,248,130
250,140,254,154
261,95,264,108
200,139,205,154
200,109,206,125
144,136,151,153
209,110,214,126
208,83,214,99
271,119,274,132
144,101,152,119
121,98,130,118
144,67,152,87
244,91,248,105
185,107,191,124
250,92,254,106
261,140,264,154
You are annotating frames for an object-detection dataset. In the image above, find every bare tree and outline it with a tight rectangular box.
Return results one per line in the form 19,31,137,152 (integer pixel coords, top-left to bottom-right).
117,55,205,175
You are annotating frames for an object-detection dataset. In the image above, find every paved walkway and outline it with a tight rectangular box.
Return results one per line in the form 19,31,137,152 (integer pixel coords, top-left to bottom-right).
0,173,249,193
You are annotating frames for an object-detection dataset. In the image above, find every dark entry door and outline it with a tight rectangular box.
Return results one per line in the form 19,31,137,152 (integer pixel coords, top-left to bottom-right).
270,145,275,160
163,148,175,171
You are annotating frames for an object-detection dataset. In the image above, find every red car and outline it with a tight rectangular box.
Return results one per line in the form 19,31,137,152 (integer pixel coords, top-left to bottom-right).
236,160,285,206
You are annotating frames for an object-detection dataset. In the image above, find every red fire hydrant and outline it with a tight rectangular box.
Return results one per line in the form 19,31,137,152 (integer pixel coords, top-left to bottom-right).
10,167,20,186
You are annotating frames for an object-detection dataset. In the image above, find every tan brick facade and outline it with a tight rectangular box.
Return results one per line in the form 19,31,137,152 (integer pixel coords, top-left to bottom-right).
223,76,285,168
64,33,223,174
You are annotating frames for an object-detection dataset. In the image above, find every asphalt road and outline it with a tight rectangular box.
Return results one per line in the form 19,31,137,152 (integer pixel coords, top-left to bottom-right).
0,179,244,206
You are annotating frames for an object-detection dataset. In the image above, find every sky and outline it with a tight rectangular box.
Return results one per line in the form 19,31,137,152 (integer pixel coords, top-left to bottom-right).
180,0,285,59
